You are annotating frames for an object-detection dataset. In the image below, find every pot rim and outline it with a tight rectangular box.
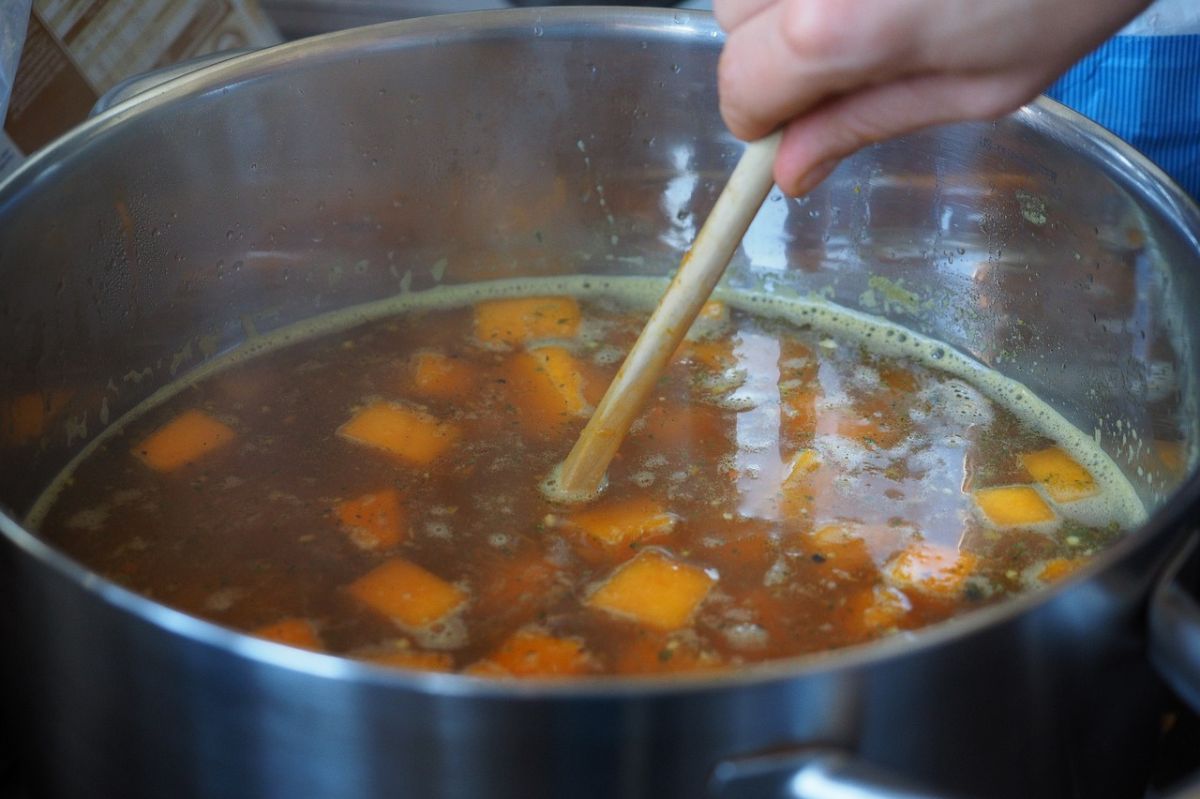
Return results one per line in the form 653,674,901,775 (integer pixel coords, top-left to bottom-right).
3,6,1199,700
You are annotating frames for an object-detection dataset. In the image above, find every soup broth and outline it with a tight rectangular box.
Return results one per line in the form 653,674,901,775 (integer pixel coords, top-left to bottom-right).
30,277,1143,677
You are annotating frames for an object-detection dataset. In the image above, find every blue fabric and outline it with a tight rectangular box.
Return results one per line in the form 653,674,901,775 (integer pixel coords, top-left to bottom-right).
1047,34,1200,200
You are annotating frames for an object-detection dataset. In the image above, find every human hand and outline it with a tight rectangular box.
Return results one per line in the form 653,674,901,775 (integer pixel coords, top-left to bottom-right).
716,0,1153,194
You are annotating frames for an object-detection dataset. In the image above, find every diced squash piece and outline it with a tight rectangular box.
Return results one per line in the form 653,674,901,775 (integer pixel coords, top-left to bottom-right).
1037,557,1085,583
505,346,588,433
973,485,1055,527
474,296,580,346
489,629,592,677
1020,447,1097,503
133,409,236,472
568,497,676,547
410,351,475,400
334,488,406,550
778,449,834,522
252,618,322,650
883,544,978,597
586,550,715,630
364,649,454,672
782,448,820,486
347,558,467,628
338,402,461,466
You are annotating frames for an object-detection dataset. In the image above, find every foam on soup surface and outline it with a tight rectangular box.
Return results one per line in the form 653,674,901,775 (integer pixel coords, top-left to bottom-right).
29,276,1143,677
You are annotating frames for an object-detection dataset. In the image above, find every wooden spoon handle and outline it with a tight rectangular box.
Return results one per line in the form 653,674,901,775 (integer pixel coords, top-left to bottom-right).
548,131,783,502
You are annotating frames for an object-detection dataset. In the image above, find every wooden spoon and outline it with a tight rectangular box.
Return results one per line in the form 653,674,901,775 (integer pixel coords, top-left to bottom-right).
543,131,783,503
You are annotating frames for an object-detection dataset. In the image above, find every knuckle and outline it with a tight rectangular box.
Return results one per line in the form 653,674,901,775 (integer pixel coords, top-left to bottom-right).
779,0,834,60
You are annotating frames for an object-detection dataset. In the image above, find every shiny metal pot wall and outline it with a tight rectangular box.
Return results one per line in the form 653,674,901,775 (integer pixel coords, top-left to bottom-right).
2,9,1200,799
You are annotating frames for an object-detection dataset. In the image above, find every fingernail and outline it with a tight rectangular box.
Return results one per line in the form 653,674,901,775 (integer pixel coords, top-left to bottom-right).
792,158,840,196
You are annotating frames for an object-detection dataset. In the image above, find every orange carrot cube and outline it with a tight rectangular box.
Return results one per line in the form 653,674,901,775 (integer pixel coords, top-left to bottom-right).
410,351,475,400
1037,557,1086,583
782,448,821,486
474,296,580,346
505,346,588,433
883,544,978,597
586,550,715,630
568,497,676,547
133,409,236,472
779,448,833,521
489,628,592,677
334,488,406,550
347,558,467,628
338,402,461,466
251,617,322,650
973,485,1055,527
1020,447,1097,503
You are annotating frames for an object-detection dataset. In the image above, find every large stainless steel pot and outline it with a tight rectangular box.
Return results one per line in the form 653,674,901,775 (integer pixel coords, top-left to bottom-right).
2,8,1200,799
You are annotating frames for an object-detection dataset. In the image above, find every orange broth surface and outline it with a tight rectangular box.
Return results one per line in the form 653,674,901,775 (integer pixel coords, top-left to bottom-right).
34,290,1132,677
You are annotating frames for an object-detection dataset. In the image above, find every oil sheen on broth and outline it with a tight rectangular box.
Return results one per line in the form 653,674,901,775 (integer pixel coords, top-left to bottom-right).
30,277,1143,678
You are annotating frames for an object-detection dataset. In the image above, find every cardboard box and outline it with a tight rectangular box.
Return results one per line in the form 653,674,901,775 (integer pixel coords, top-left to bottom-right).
2,0,281,180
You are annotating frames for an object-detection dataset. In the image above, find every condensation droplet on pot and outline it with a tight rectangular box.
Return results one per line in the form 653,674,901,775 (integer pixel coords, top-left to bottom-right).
670,64,681,74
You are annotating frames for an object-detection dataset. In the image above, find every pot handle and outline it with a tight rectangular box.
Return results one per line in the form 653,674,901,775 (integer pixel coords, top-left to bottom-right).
1149,531,1200,714
709,748,970,799
89,48,254,117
